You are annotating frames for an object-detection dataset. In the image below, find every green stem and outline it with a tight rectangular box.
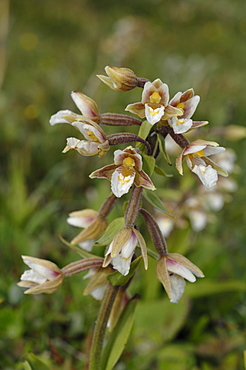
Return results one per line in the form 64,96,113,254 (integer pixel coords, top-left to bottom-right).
89,283,119,370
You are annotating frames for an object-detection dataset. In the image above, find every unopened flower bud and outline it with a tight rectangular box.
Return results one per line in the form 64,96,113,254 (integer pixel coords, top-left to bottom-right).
97,66,138,91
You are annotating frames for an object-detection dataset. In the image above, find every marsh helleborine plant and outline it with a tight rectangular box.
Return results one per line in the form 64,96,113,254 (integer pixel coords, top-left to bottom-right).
18,66,229,369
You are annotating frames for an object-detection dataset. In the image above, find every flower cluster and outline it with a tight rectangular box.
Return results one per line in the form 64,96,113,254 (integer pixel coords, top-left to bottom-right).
19,66,230,306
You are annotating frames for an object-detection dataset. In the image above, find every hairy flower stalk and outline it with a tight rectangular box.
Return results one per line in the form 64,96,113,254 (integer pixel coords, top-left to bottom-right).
107,133,152,155
139,208,168,256
100,112,142,126
61,257,104,277
89,283,119,370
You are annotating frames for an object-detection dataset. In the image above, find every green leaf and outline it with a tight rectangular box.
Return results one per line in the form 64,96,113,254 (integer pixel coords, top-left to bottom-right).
94,217,125,247
101,295,139,370
154,165,173,178
186,279,246,298
142,153,156,176
133,298,189,345
157,135,172,165
58,234,96,258
137,120,152,140
107,256,142,286
25,353,51,370
143,189,174,217
20,361,32,370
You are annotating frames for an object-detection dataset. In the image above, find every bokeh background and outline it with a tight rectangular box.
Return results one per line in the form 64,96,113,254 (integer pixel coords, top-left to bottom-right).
1,0,246,369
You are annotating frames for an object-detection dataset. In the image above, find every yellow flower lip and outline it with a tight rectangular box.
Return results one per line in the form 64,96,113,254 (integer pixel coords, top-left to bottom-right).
87,130,100,142
123,156,135,168
150,91,161,104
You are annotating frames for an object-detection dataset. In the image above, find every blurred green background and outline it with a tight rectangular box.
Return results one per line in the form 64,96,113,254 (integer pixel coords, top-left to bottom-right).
1,0,246,369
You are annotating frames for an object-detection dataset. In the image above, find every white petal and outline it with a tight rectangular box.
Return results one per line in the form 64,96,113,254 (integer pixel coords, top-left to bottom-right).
49,110,77,125
63,137,81,150
22,258,56,280
169,274,186,303
206,192,224,211
78,240,94,251
203,146,225,157
20,269,47,284
111,168,135,198
145,104,164,125
188,210,207,232
111,254,133,276
166,259,196,282
157,217,175,238
67,216,94,228
72,122,103,143
192,165,218,189
90,285,107,300
121,232,138,259
169,117,193,134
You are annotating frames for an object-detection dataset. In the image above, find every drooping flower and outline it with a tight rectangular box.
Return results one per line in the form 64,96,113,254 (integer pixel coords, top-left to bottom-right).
17,256,64,294
97,66,138,91
156,253,204,303
89,146,155,198
83,266,113,300
176,140,228,189
168,88,208,134
67,209,107,250
103,227,148,276
50,91,109,157
126,79,182,125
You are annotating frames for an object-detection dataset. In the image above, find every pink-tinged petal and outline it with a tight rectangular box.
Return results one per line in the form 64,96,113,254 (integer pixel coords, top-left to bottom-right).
49,110,79,125
182,95,200,119
20,269,47,284
192,164,218,189
142,79,169,105
169,91,182,106
134,170,156,190
166,258,196,282
22,256,60,277
114,147,142,169
125,102,145,118
203,146,225,157
169,275,186,303
114,149,126,165
145,104,164,125
71,91,99,118
157,81,169,106
111,167,135,198
89,164,118,180
67,209,98,228
121,231,138,259
141,81,155,103
180,88,195,102
167,253,204,278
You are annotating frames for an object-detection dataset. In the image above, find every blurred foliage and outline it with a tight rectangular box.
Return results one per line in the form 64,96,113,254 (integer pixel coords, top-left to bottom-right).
1,0,246,369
